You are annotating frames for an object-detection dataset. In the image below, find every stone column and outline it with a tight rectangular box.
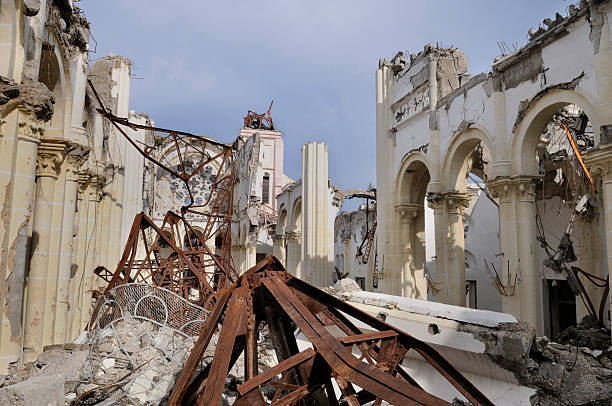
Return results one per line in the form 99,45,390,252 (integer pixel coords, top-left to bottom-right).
0,112,43,372
488,178,520,318
395,204,420,298
78,177,102,331
53,147,89,344
272,234,286,266
515,179,539,328
285,232,302,279
23,138,67,362
445,192,470,307
69,171,91,337
108,166,125,271
427,194,448,303
302,142,332,287
342,233,351,278
245,242,257,271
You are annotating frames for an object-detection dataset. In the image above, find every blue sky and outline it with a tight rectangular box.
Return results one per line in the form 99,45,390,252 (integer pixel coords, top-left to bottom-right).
78,0,569,190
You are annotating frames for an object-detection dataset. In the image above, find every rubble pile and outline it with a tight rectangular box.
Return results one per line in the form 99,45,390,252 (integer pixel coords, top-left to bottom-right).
554,315,611,351
81,319,197,405
466,321,612,405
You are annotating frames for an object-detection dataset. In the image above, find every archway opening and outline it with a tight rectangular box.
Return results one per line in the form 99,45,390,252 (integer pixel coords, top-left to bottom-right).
444,132,499,310
398,159,430,299
38,43,63,137
529,104,602,338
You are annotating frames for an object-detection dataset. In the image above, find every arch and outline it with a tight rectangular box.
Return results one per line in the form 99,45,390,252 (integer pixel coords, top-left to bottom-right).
290,197,302,233
277,204,287,236
262,172,270,204
395,151,431,205
511,88,601,176
441,125,495,192
38,29,72,139
183,226,204,250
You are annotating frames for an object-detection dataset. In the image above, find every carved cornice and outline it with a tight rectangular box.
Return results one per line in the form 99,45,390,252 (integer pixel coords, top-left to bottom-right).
395,203,420,224
36,139,68,179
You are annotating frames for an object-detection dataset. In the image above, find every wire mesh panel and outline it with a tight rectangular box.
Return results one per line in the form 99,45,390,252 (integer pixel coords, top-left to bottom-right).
85,283,210,405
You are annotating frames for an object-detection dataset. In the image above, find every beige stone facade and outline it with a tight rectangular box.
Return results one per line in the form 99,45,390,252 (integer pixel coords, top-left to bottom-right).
0,1,146,372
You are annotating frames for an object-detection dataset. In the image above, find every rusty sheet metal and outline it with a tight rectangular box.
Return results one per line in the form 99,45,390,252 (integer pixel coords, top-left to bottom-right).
169,255,495,406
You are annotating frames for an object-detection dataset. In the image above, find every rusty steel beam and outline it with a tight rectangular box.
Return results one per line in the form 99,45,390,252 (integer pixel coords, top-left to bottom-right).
168,255,495,406
87,81,237,319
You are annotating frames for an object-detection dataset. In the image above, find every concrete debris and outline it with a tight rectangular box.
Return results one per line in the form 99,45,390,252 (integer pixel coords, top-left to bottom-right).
0,76,55,121
462,320,612,405
47,2,90,60
332,277,362,292
554,315,611,351
0,373,65,406
22,0,42,17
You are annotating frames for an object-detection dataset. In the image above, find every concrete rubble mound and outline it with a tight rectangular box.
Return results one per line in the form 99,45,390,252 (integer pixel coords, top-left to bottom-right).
1,284,212,405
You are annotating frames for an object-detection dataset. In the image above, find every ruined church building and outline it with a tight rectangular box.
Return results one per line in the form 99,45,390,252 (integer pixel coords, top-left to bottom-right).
376,0,612,337
0,0,611,383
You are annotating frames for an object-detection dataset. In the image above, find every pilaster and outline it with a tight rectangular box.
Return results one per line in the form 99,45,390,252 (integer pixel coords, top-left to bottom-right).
285,231,302,279
395,203,420,297
0,110,44,373
23,138,68,362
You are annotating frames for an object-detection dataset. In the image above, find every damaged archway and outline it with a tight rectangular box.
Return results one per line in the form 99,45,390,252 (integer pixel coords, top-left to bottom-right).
440,126,499,309
394,152,430,299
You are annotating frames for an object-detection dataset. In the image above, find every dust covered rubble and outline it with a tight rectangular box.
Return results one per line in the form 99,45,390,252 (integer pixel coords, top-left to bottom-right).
0,318,201,405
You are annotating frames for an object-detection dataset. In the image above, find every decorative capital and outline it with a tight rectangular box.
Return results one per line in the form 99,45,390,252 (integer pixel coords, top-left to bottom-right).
36,139,67,179
516,180,536,202
285,231,302,243
426,192,444,210
66,143,91,181
444,192,471,214
395,203,420,224
77,172,91,199
583,144,612,181
17,111,44,144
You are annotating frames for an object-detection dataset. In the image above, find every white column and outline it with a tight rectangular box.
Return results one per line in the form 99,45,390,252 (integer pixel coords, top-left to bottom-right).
516,180,539,328
396,204,420,298
272,234,286,267
301,142,332,287
285,232,302,279
445,192,470,307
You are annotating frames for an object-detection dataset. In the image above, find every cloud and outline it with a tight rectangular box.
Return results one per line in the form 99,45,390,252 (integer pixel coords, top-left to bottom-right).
79,0,568,189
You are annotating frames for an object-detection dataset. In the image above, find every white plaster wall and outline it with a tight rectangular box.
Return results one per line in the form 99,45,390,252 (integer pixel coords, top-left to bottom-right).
464,191,502,312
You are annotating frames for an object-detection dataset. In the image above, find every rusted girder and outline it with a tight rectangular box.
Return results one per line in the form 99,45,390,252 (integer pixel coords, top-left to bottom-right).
87,80,237,320
169,256,495,406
